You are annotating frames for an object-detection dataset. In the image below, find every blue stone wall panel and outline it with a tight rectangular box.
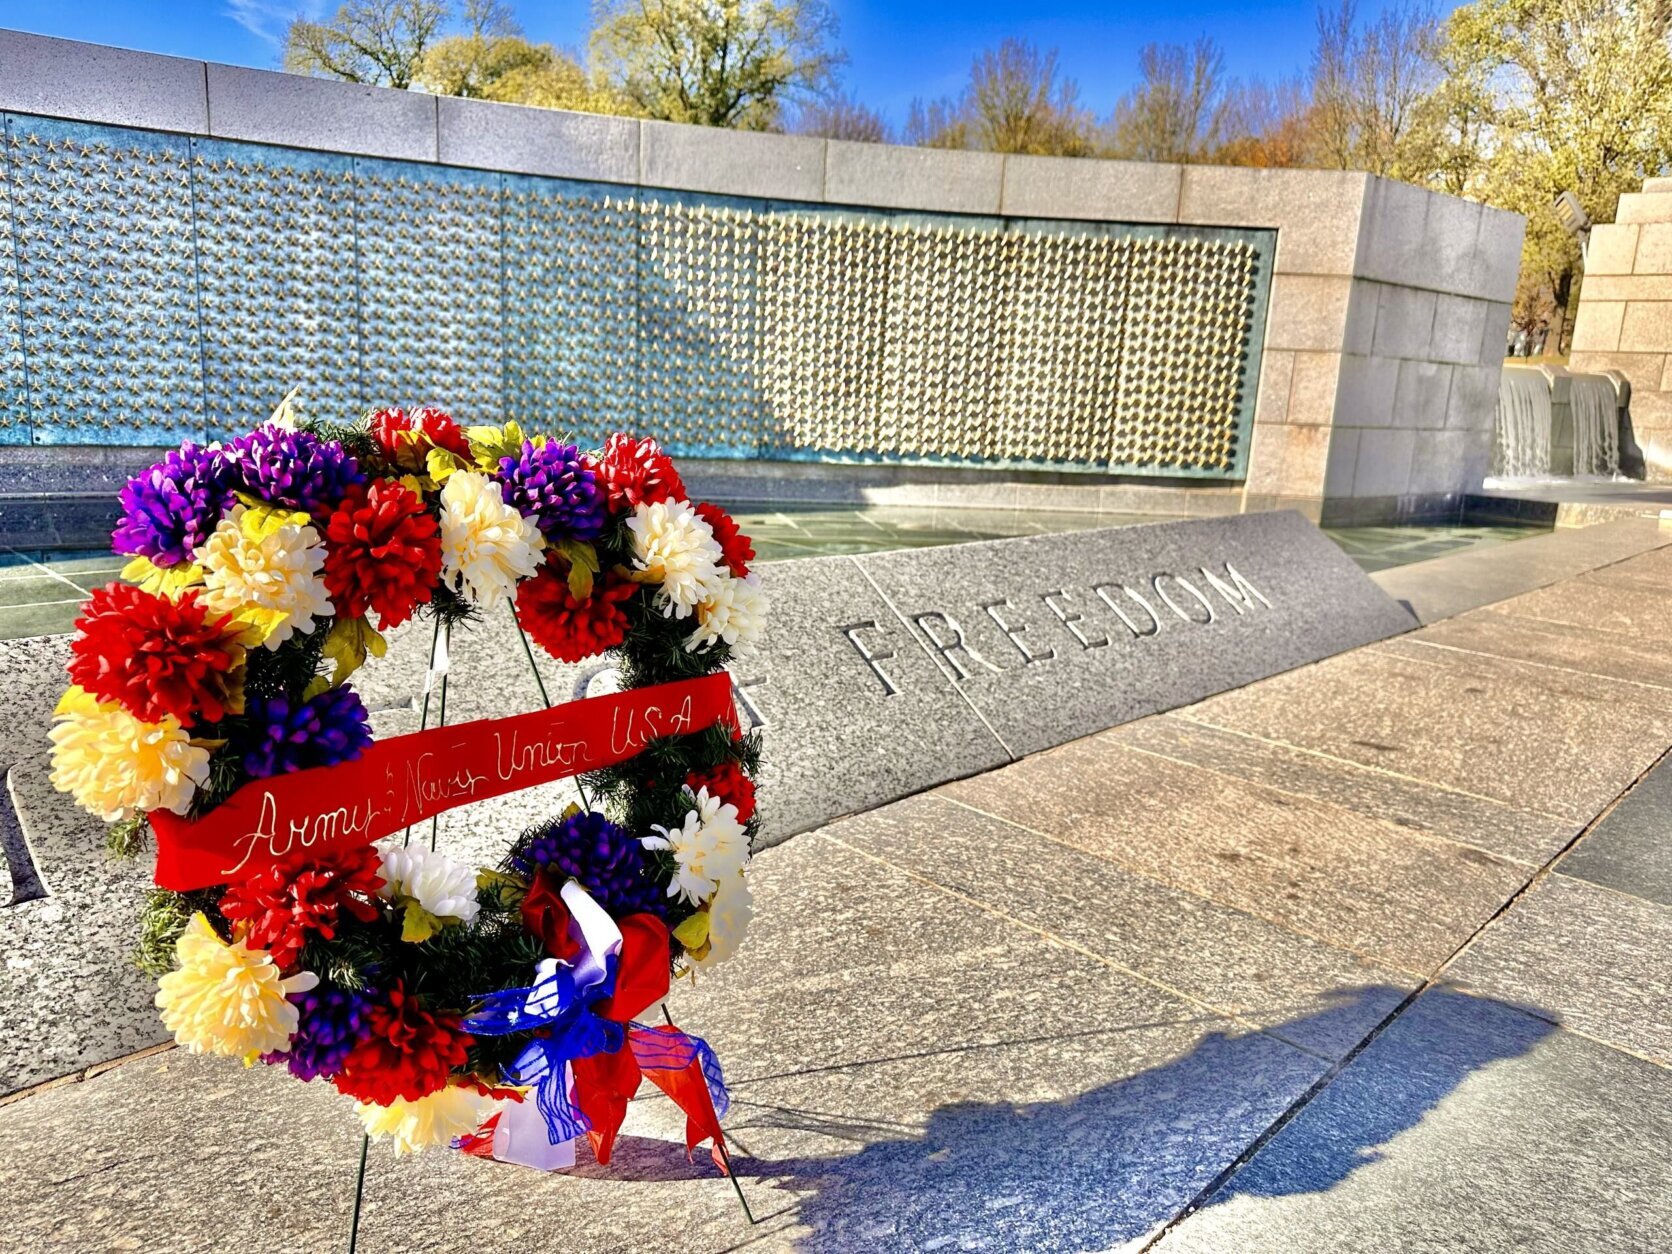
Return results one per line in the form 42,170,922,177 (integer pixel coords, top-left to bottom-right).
0,135,27,445
5,116,203,446
194,140,363,439
353,158,503,423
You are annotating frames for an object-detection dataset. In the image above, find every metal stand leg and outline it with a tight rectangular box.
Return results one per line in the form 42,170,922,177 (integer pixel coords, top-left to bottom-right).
347,1133,370,1253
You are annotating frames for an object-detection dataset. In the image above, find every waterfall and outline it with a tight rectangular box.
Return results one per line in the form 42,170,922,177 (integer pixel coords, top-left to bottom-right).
1570,375,1621,476
1493,369,1552,477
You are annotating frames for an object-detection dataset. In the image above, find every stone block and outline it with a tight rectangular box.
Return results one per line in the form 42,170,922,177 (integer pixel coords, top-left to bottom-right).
1265,274,1355,351
1178,166,1367,275
1643,176,1672,194
1355,177,1430,287
1370,285,1437,359
1342,281,1381,355
999,154,1180,222
1638,223,1672,274
1560,756,1672,909
1324,426,1359,494
206,64,435,160
437,96,636,183
1393,359,1453,430
0,30,208,133
1619,302,1672,352
1579,274,1672,302
1430,294,1489,365
1616,193,1672,225
1287,351,1342,426
1352,427,1416,497
1245,422,1331,496
1155,989,1672,1254
1570,300,1626,352
1426,192,1485,291
854,512,1415,759
1478,301,1513,365
1587,223,1641,275
640,120,823,201
1474,204,1528,299
1333,355,1400,428
1254,349,1295,424
825,139,1001,213
1407,428,1474,495
1445,363,1501,431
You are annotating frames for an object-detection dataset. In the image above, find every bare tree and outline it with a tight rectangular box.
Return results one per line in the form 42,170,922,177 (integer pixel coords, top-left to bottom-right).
589,0,844,129
1215,77,1313,167
284,0,452,88
1106,38,1234,163
791,92,891,143
902,96,970,149
1307,1,1441,177
964,39,1096,155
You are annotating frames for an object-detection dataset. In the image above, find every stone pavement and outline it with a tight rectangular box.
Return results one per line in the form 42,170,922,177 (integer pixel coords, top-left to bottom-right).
4,539,1672,1252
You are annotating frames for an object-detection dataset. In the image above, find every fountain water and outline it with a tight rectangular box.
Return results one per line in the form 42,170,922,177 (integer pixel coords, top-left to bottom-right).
1571,374,1621,475
1493,368,1553,477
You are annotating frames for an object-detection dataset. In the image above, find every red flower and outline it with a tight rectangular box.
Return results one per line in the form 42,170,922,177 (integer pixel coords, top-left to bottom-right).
219,843,384,970
333,984,473,1106
515,556,637,663
323,479,443,630
368,406,472,467
694,502,753,577
686,760,757,824
67,583,244,726
521,869,583,962
596,434,685,512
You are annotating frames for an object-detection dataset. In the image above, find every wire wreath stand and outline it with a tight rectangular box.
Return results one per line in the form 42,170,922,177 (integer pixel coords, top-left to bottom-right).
345,607,758,1252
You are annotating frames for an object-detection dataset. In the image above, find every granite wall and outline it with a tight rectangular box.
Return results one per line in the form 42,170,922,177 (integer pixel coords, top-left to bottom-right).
1569,176,1672,481
0,28,1524,526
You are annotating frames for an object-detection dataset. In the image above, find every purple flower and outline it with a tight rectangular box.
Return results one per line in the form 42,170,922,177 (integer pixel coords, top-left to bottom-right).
510,810,666,919
223,424,364,515
240,688,373,779
263,985,376,1082
112,442,235,567
495,440,607,541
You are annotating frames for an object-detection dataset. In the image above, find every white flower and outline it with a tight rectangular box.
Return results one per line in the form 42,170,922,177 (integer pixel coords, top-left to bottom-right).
686,571,766,652
49,687,210,821
356,1084,498,1156
195,505,333,649
694,873,753,970
378,844,481,926
641,787,749,905
627,499,723,619
438,470,543,608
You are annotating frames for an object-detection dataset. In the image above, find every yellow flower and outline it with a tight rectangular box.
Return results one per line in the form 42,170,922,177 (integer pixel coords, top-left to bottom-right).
194,505,333,648
155,914,318,1059
48,686,211,821
356,1084,498,1155
438,470,543,608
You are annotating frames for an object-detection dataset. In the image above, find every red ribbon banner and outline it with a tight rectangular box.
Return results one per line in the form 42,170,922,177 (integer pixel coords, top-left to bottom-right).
149,672,737,891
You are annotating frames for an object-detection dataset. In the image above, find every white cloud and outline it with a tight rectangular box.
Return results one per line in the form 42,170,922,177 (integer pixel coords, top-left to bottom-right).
225,0,330,48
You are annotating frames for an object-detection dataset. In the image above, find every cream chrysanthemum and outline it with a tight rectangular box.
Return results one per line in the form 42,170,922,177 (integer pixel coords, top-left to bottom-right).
438,471,544,608
641,787,748,905
194,505,333,649
356,1084,498,1156
155,913,318,1059
627,500,723,619
378,844,481,926
686,571,766,652
49,686,211,821
694,873,753,969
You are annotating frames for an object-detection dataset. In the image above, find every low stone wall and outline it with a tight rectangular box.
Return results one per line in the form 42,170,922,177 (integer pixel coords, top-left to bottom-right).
0,29,1524,525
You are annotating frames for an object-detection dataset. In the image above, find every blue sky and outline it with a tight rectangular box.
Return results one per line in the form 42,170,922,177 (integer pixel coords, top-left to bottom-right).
5,1,1355,125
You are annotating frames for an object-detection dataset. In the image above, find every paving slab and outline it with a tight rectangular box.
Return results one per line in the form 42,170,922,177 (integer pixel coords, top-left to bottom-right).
1103,712,1575,865
1154,988,1672,1254
827,794,1414,1060
1479,568,1672,640
1559,753,1672,907
1409,610,1672,694
1447,873,1672,1065
938,735,1532,973
1183,640,1672,824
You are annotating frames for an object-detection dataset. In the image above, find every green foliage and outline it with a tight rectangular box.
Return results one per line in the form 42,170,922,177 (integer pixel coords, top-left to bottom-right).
136,888,223,976
106,815,149,859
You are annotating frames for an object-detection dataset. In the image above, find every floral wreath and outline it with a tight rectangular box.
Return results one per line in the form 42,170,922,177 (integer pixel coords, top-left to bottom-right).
48,402,765,1165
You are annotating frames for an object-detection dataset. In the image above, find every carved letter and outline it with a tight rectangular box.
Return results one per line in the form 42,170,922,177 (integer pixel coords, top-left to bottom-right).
983,598,1055,664
1092,584,1161,639
1198,563,1272,615
1152,573,1215,624
1041,589,1108,649
913,612,1004,682
839,620,900,696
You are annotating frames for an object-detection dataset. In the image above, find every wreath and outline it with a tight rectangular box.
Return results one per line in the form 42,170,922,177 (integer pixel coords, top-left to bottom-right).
47,403,765,1166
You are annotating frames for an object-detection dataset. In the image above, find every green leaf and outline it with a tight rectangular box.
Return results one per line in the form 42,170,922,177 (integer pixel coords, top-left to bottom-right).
556,539,600,600
321,617,387,686
425,445,470,484
400,902,443,944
